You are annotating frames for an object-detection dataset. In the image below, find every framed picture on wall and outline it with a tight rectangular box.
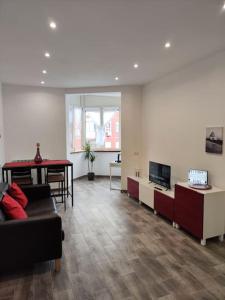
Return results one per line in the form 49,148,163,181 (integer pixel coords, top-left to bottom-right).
205,127,223,154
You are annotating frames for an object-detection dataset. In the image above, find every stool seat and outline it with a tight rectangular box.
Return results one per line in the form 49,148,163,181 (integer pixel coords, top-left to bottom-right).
47,174,64,183
12,176,33,186
11,167,33,187
45,166,66,210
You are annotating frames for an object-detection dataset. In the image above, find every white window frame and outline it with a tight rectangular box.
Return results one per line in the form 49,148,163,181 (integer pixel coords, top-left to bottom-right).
71,105,121,152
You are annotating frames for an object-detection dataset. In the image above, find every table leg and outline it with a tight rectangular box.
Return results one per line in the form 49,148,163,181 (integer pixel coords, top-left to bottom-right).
66,167,69,197
71,165,73,207
2,169,5,182
37,167,42,184
110,168,111,189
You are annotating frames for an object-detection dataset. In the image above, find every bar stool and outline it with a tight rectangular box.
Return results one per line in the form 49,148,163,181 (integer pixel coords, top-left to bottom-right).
45,166,66,210
11,167,33,186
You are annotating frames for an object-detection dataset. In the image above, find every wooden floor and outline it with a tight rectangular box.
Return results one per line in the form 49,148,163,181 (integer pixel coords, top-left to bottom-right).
1,178,225,300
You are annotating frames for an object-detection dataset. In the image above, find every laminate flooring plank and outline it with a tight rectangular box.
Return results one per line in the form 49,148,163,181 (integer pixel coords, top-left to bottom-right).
122,272,153,300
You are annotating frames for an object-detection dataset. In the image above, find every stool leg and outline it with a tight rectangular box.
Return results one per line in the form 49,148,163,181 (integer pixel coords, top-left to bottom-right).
55,258,61,272
61,181,63,203
64,180,66,210
66,168,69,198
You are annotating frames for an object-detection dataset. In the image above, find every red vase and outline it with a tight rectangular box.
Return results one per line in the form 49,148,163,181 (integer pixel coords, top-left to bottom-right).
34,143,43,164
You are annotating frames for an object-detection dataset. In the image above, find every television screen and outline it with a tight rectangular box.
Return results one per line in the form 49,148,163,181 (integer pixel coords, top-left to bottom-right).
149,161,171,189
188,169,208,185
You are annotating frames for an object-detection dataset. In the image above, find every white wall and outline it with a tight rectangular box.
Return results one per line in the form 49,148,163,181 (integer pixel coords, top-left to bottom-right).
3,52,225,190
2,84,141,189
121,87,142,189
65,86,142,189
0,82,5,179
67,151,121,179
68,152,86,178
84,94,121,107
94,152,120,176
141,50,225,188
2,84,66,161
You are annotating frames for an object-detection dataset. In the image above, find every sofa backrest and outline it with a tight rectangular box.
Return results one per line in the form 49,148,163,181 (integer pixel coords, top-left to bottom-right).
0,183,9,222
0,208,6,221
0,183,9,194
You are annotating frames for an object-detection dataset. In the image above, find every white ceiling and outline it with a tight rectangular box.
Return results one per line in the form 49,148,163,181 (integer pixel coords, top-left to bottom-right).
0,0,225,88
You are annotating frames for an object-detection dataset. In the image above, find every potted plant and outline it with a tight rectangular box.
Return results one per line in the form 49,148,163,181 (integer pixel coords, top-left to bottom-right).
84,142,96,180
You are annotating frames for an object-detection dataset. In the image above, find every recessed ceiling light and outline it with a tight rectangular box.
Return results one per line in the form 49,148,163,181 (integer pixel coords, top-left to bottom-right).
115,77,119,81
45,52,50,58
164,42,171,49
41,81,45,85
223,2,225,10
49,21,57,29
133,63,139,69
42,70,47,74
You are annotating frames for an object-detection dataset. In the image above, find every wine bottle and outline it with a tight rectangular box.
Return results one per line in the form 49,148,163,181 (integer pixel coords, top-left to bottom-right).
34,143,43,164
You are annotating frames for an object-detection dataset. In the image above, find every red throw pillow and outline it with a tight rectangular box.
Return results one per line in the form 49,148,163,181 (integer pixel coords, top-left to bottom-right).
8,182,28,208
1,193,28,220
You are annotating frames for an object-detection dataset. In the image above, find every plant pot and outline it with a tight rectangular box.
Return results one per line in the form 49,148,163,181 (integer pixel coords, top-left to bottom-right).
88,172,95,181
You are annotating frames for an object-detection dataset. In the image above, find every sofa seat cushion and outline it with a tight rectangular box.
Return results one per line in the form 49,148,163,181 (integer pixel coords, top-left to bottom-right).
26,197,56,217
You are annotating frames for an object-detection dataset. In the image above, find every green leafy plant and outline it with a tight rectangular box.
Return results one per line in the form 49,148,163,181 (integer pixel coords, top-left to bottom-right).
84,142,96,173
89,152,96,172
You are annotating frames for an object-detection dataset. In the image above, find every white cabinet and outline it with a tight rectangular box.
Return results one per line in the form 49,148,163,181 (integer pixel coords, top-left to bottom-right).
128,177,225,246
127,176,174,210
175,182,225,245
139,181,154,209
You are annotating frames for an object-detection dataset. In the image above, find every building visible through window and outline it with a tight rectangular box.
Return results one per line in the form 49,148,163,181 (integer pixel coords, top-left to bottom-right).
69,98,121,151
85,109,101,149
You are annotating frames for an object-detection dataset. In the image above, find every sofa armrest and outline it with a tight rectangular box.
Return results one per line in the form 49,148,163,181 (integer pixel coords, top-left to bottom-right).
0,213,62,271
21,184,51,201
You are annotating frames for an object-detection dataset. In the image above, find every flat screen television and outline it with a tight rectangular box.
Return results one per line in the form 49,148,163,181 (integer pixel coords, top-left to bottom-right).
188,169,208,186
149,161,171,189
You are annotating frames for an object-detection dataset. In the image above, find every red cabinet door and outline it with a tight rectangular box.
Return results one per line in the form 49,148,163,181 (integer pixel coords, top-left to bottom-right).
174,184,204,239
127,178,139,200
154,190,174,221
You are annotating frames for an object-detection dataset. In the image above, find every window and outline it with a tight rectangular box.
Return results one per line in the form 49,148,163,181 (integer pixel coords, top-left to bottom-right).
74,107,82,151
105,141,112,149
70,106,82,152
105,122,112,137
70,106,120,151
103,108,120,150
85,109,101,149
116,121,119,133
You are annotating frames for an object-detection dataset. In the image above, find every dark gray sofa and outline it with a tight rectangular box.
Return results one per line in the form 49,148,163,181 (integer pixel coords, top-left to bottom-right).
0,183,63,272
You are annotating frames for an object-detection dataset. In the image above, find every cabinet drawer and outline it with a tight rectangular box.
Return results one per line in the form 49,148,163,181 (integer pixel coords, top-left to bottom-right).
127,178,139,200
154,190,174,221
175,184,203,239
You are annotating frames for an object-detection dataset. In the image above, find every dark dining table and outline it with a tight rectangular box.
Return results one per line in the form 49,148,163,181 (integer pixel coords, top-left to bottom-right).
2,159,74,207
